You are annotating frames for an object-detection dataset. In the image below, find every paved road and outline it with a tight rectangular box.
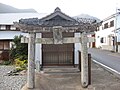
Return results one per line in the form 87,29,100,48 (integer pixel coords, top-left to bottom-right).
88,48,120,73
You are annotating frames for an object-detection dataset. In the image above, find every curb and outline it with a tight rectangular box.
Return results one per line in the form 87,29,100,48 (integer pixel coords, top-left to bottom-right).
92,59,120,79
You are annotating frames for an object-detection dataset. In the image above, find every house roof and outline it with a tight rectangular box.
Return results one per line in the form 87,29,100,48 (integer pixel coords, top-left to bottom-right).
102,12,120,22
14,7,99,33
40,7,76,22
0,12,46,25
19,7,79,27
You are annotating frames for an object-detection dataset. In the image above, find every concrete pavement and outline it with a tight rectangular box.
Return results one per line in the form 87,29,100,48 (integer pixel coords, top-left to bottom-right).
21,61,120,90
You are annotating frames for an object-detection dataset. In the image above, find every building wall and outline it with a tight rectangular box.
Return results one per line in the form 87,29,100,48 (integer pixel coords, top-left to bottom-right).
116,15,120,30
0,30,28,60
0,31,28,40
74,33,81,65
95,27,114,50
116,14,120,43
95,14,120,52
35,33,42,65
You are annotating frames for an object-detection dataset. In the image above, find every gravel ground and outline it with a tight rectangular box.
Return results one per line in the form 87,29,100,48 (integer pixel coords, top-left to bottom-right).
0,65,27,90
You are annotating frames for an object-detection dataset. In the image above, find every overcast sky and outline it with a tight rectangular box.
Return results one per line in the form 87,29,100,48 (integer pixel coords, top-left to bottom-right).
0,0,120,20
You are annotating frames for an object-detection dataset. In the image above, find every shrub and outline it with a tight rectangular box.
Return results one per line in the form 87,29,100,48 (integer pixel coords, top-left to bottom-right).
9,35,28,72
0,60,11,65
15,58,27,70
10,35,28,61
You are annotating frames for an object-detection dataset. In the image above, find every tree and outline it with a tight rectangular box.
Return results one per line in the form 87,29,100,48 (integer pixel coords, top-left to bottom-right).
10,35,28,61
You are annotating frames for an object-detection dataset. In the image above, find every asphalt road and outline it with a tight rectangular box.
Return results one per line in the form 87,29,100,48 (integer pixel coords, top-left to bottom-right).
88,48,120,73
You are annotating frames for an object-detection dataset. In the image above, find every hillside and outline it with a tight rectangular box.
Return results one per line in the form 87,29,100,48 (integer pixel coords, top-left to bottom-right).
0,3,37,13
73,14,101,22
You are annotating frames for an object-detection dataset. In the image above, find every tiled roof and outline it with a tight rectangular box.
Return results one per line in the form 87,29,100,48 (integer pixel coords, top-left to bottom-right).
0,13,46,25
19,7,79,27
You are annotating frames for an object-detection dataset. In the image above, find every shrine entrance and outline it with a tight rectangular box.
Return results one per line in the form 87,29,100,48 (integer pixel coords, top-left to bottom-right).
42,32,74,66
14,7,99,89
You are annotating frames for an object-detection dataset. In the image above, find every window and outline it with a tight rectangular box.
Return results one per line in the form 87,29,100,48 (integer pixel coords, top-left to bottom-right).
104,23,108,29
10,25,16,30
0,41,9,50
0,42,4,49
16,27,20,30
4,41,9,50
110,20,114,27
6,25,11,30
0,25,6,30
100,37,106,43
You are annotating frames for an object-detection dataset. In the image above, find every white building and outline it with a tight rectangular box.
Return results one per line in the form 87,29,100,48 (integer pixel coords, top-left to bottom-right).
95,12,120,53
0,12,45,60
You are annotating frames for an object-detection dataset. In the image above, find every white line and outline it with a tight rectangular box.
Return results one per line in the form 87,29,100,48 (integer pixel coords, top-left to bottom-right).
92,59,120,75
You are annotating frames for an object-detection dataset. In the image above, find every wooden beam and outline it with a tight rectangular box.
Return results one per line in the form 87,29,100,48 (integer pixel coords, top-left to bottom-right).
81,32,89,88
27,32,35,89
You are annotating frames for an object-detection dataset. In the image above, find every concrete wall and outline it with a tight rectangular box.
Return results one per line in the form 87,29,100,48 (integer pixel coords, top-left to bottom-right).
116,15,120,42
96,14,120,51
95,28,114,49
74,33,81,64
35,33,42,64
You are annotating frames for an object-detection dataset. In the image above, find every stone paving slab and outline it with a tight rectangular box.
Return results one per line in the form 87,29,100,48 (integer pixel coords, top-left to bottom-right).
21,61,120,90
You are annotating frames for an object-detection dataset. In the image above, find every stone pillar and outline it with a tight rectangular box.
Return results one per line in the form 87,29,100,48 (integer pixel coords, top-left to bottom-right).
27,32,35,88
81,32,88,88
36,60,40,72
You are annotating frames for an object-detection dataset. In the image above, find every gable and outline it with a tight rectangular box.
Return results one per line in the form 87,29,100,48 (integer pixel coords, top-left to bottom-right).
48,15,69,21
40,7,76,22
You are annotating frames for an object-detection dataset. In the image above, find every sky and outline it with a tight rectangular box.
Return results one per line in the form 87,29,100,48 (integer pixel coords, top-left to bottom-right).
0,0,120,20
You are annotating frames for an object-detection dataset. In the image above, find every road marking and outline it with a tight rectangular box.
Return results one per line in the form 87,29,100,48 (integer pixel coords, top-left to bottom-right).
92,59,120,75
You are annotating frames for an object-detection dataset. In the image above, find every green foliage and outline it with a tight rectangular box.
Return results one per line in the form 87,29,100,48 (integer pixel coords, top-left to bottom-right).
0,60,11,65
15,58,27,69
9,35,28,71
10,35,28,61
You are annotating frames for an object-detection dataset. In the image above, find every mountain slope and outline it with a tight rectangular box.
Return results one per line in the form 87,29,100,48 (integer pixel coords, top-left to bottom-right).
73,14,101,22
0,3,37,13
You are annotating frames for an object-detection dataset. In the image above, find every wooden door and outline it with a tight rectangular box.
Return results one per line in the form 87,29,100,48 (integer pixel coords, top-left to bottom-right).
42,32,74,66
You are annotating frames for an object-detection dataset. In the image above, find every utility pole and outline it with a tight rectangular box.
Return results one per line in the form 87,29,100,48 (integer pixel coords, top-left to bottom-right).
114,6,118,52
